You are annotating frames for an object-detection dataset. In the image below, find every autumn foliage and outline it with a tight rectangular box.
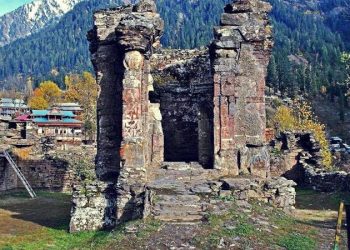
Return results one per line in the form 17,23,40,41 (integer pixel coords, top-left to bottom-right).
64,72,99,139
273,101,332,168
28,81,62,109
12,148,32,160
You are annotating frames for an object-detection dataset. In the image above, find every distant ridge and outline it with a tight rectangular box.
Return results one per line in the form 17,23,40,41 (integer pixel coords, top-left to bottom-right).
0,0,84,47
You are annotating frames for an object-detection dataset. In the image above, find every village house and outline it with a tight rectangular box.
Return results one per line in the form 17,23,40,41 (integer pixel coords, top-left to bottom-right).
0,98,29,119
52,103,83,117
31,109,82,141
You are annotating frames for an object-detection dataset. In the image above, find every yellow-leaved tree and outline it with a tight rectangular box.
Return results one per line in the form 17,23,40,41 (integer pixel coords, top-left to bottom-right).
273,101,332,168
64,72,99,140
273,106,295,131
28,81,62,109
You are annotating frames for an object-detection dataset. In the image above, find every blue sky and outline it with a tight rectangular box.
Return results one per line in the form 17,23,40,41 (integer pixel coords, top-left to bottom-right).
0,0,32,16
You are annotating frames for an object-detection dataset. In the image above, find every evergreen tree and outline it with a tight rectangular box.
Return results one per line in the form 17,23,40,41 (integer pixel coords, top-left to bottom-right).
267,55,279,93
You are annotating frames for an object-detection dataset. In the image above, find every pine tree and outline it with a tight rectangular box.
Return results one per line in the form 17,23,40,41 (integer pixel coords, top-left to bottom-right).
267,55,279,93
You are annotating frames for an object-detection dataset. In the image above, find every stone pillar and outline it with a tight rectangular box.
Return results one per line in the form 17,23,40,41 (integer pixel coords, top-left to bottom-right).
70,0,164,231
113,0,164,222
210,0,273,177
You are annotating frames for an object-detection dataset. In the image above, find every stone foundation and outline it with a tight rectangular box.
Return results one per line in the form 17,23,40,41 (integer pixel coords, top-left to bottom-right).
146,167,296,223
70,182,117,232
70,164,296,231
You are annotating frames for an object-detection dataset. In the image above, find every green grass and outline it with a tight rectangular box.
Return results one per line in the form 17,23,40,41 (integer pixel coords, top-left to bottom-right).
0,191,164,250
296,188,350,210
278,233,317,250
0,218,161,250
0,189,344,249
223,222,255,237
0,190,70,203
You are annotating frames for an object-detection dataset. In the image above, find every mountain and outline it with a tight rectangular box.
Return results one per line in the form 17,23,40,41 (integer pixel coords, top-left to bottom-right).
0,0,229,89
0,0,348,91
0,0,84,47
280,0,350,47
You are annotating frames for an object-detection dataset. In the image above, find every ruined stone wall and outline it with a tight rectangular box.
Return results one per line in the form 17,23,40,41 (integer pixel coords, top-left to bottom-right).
0,158,17,191
275,132,350,192
16,157,75,192
0,153,78,193
70,0,276,232
210,0,273,177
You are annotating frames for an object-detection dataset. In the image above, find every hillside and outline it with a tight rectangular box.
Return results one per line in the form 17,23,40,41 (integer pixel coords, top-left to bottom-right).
0,0,229,89
267,0,347,97
0,0,348,90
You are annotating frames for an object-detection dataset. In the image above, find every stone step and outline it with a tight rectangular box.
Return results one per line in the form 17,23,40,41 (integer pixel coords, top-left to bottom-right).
147,179,188,194
150,191,210,222
155,194,201,203
153,203,203,214
154,214,203,223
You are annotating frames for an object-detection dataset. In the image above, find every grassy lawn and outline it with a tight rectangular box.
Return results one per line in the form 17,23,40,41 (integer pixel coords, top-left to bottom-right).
0,190,161,250
0,190,107,250
0,188,348,249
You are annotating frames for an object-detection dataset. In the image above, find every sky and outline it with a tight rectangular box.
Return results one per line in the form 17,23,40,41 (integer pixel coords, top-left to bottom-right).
0,0,33,16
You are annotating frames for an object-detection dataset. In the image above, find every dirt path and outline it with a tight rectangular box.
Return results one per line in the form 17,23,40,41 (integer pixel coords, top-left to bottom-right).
295,189,349,249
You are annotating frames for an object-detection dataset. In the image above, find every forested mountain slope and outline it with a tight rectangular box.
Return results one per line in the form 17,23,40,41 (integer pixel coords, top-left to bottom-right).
0,0,229,88
267,0,347,97
0,0,348,90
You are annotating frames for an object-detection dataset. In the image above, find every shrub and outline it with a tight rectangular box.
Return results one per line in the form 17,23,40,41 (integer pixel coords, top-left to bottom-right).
273,100,332,168
273,105,296,131
12,148,31,160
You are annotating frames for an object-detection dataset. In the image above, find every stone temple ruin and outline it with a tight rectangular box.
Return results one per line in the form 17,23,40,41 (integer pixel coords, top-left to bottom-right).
70,0,296,232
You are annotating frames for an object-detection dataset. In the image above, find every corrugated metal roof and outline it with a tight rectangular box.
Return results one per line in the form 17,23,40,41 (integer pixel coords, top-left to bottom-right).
32,110,75,117
0,103,28,108
0,98,28,108
55,102,81,107
1,98,25,103
32,110,48,116
52,103,83,111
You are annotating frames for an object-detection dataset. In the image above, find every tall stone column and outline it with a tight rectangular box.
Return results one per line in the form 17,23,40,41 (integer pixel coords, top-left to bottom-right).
112,0,164,222
70,0,164,231
210,0,273,177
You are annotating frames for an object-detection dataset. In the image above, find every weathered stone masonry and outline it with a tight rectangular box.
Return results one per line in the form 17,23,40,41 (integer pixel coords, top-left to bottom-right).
210,0,273,177
0,154,75,193
71,0,165,231
70,0,295,232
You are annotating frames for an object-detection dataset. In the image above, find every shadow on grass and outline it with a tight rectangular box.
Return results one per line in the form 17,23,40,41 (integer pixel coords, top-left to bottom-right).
0,189,72,230
296,188,350,211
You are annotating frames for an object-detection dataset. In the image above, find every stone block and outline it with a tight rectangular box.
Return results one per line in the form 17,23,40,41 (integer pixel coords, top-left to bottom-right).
220,13,249,26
